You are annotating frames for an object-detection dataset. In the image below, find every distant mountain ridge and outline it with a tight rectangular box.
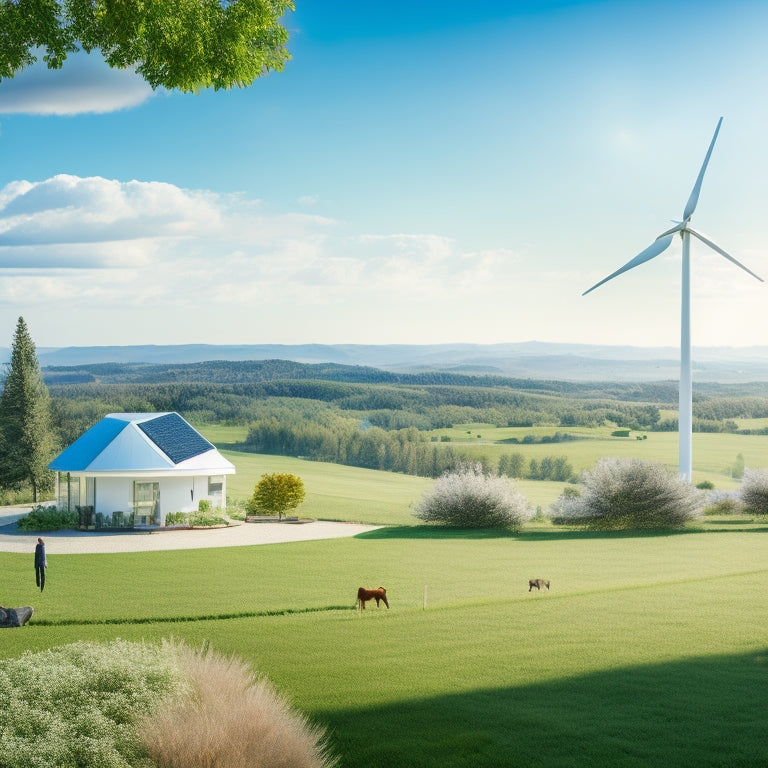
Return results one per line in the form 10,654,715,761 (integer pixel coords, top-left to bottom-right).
2,341,768,382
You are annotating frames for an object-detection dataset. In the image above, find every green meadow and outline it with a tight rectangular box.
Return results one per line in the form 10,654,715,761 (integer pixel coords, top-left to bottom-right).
206,422,768,519
3,522,768,767
4,427,768,766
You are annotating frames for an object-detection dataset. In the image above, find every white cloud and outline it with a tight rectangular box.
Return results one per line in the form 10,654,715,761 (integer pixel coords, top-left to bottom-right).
2,171,758,348
0,51,154,115
0,175,223,263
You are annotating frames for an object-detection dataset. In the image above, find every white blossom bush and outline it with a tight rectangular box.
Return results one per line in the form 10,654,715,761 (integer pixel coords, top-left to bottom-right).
552,458,704,530
702,489,743,516
0,640,187,768
413,463,532,530
740,468,768,515
0,639,336,768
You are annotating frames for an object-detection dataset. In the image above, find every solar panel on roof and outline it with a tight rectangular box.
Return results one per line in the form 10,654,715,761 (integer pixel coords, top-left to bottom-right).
137,413,213,464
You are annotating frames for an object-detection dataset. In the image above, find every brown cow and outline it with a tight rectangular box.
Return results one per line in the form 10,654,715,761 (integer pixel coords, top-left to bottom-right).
528,579,550,592
356,586,389,609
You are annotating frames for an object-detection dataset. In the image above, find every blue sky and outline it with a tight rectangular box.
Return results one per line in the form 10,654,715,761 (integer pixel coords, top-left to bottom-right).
1,0,767,349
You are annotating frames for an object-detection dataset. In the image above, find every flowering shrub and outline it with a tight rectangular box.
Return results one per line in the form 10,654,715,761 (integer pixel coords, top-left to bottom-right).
0,639,336,768
740,468,768,515
702,489,743,516
413,463,531,530
0,640,186,768
552,458,703,530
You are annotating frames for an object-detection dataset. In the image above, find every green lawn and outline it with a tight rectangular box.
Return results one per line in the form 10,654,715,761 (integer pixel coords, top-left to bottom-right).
201,425,768,519
428,423,768,489
4,521,768,767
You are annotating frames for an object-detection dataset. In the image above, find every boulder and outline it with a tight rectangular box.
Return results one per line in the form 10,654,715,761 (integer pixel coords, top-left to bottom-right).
0,605,34,627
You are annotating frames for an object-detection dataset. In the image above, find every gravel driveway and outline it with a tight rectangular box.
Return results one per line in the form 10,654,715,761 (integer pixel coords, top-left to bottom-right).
0,506,380,554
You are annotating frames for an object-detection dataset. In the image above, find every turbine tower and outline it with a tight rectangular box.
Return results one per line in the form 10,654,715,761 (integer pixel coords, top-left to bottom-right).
583,118,763,482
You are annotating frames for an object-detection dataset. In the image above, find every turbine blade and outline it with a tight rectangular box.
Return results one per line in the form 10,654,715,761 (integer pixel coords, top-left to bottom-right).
583,234,675,296
688,228,765,282
682,117,723,221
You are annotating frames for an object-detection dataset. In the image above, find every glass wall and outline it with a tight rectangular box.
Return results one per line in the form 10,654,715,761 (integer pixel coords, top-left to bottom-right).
133,482,160,525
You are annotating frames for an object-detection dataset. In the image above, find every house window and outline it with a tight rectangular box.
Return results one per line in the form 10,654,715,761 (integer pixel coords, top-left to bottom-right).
58,474,81,512
134,482,160,525
208,475,224,495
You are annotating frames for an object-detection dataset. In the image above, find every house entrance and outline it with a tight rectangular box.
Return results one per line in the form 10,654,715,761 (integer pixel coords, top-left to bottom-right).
133,482,160,525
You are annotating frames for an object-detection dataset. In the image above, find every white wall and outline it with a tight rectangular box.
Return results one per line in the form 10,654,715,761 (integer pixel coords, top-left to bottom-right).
94,477,133,517
93,474,226,525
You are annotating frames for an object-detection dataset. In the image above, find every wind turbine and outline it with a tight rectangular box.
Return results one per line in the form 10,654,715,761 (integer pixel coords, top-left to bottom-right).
583,117,763,482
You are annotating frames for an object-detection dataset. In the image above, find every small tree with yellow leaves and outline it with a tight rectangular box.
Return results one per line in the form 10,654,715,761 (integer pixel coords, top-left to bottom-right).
246,473,305,520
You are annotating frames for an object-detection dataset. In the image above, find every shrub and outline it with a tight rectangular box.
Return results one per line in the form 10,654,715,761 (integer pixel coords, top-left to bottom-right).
696,480,715,490
740,468,768,515
188,509,228,527
139,641,336,768
702,490,743,516
413,462,531,530
225,496,247,521
0,639,335,768
552,458,703,530
16,504,77,531
165,511,190,526
0,639,187,768
197,499,211,513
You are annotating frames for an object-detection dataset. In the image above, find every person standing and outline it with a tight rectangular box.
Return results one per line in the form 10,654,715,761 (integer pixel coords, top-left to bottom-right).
34,537,46,592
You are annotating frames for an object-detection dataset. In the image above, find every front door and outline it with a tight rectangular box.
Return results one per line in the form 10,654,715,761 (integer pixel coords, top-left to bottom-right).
133,482,160,525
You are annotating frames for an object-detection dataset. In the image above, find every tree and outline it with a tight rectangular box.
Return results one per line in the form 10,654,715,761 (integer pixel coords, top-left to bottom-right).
552,458,703,530
246,472,305,519
413,462,531,531
0,317,57,501
0,0,293,92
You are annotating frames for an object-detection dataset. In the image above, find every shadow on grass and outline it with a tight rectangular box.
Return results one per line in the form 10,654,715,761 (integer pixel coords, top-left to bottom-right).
321,650,768,768
355,525,520,540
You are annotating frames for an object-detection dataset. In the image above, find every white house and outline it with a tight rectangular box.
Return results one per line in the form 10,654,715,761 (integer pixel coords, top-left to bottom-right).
48,412,235,529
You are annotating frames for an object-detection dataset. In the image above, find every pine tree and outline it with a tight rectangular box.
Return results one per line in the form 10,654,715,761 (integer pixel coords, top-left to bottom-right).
0,318,56,501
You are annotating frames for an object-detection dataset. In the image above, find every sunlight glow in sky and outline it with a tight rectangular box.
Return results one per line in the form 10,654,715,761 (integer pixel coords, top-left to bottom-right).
0,0,767,349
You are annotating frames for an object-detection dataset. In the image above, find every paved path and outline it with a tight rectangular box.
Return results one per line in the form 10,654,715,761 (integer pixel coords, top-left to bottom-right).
0,505,380,554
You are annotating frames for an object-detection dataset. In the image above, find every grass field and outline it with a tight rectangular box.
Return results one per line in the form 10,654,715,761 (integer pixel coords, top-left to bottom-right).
44,418,760,521
5,422,764,766
432,425,768,485
3,521,768,767
199,422,768,521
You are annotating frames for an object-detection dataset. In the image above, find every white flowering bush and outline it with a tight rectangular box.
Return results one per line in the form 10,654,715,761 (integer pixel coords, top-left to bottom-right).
552,458,703,530
702,489,743,516
413,463,532,530
0,639,336,768
0,640,187,768
740,468,768,515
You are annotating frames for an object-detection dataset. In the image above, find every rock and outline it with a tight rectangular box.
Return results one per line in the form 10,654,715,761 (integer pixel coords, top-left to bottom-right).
0,605,34,627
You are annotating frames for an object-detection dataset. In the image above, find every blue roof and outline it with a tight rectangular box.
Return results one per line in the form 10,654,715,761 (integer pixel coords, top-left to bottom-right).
137,412,214,463
47,412,223,473
49,416,128,471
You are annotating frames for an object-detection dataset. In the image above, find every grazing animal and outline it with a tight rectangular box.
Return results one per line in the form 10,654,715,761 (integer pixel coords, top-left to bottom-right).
356,586,389,609
528,579,550,592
